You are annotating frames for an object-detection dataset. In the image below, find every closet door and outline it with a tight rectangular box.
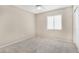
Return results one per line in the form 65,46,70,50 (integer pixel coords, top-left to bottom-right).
73,6,79,51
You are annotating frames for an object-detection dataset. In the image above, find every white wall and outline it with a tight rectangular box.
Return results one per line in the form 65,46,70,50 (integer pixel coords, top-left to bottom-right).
73,6,79,51
0,6,35,46
36,7,73,42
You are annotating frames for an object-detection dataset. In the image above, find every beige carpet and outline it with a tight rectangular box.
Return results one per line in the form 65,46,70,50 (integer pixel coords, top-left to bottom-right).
0,37,78,53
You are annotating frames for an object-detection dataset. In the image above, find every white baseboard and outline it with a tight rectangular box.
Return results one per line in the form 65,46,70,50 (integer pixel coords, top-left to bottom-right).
0,34,35,48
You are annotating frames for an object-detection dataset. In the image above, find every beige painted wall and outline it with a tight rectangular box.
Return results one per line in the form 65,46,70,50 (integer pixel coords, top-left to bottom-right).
36,7,73,42
0,6,35,46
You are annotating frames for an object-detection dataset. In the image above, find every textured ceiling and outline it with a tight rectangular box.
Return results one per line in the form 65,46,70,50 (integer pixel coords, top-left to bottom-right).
15,5,71,14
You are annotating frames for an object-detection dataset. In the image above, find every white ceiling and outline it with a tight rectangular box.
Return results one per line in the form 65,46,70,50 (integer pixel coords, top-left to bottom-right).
15,5,71,14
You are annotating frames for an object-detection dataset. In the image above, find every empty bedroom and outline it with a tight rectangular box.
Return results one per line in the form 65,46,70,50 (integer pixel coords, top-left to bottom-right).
0,5,78,53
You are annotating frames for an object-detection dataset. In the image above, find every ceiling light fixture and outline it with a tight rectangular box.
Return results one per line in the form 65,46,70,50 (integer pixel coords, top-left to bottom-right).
35,5,42,10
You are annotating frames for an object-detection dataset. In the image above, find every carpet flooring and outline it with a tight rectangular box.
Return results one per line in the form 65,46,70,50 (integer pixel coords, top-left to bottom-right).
0,37,78,53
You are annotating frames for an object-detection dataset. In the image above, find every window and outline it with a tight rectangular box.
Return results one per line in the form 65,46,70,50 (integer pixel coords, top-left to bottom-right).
47,15,62,30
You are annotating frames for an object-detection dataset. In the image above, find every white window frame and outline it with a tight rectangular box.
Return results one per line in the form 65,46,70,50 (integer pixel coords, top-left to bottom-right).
47,15,62,30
